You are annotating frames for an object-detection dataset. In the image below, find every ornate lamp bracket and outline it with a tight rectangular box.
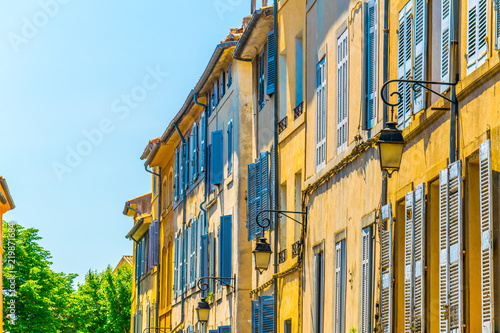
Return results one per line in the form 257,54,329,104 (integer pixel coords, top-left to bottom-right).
255,208,308,234
197,276,236,292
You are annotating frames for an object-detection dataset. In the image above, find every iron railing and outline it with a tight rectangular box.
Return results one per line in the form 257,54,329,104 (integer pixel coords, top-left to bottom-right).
293,102,303,119
278,116,288,134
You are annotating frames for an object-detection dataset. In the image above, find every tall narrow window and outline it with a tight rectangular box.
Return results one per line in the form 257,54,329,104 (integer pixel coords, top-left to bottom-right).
441,0,452,86
361,227,373,333
316,58,326,170
279,182,287,252
337,29,349,153
466,0,488,74
314,251,324,333
279,52,287,121
365,0,377,129
397,1,413,128
258,51,265,110
227,120,233,175
334,240,346,333
295,35,303,107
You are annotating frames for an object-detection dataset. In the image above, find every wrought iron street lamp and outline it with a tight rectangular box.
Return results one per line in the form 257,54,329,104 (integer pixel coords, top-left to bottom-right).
195,298,210,323
377,121,405,176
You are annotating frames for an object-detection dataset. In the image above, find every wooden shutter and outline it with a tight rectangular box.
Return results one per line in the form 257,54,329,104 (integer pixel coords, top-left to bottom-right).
218,326,231,333
209,330,218,333
247,162,258,240
467,0,488,74
191,220,197,287
479,140,494,332
154,220,159,266
380,203,393,333
228,62,233,87
201,233,208,295
414,183,426,331
193,122,198,180
259,152,271,231
260,296,274,333
477,0,489,66
220,215,232,285
174,234,178,298
361,227,373,333
316,58,327,170
210,131,223,185
439,167,450,333
252,300,260,333
180,141,185,195
441,0,452,87
496,0,500,49
270,147,276,228
135,243,140,281
366,0,377,129
337,29,349,153
227,120,233,174
397,2,413,128
413,0,428,112
220,71,226,98
266,30,276,95
314,252,324,332
174,148,179,201
183,227,188,291
148,225,154,270
335,240,346,333
404,191,414,332
258,52,265,110
209,232,216,292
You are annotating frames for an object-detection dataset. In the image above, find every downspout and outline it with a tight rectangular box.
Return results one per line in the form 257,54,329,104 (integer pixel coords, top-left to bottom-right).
144,165,161,333
194,93,209,219
449,0,459,163
272,1,279,331
130,234,141,331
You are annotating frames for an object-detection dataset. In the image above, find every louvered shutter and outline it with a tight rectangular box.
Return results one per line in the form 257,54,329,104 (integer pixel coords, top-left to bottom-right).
209,330,218,333
180,142,185,195
227,121,233,174
154,220,159,266
201,111,206,172
337,29,349,153
467,0,488,74
479,140,494,332
210,131,223,185
258,52,265,110
228,62,233,87
366,0,377,129
270,147,276,228
193,122,198,180
220,215,232,285
260,296,274,333
476,0,488,67
259,152,271,231
252,300,260,333
316,58,326,169
148,224,154,270
335,240,346,333
183,227,188,291
174,234,178,298
247,162,258,240
146,304,150,331
220,72,226,98
201,233,208,296
135,243,140,280
404,191,414,332
414,183,426,331
255,157,263,238
174,148,179,201
189,132,194,184
441,0,452,87
397,2,413,128
439,167,450,333
266,30,276,95
218,326,231,333
185,138,190,189
187,325,194,333
314,253,324,332
361,227,373,333
380,203,393,333
496,0,500,49
209,232,216,292
413,0,428,112
191,220,197,287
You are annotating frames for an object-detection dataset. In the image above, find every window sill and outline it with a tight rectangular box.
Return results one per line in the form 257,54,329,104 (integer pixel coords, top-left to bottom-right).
225,173,233,188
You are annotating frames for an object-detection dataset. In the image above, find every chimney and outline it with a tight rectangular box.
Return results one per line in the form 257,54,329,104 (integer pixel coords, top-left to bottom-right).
262,0,268,6
251,0,256,13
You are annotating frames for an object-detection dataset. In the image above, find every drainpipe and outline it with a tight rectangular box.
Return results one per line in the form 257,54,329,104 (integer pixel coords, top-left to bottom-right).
130,234,141,330
145,165,161,333
194,93,209,220
449,0,459,163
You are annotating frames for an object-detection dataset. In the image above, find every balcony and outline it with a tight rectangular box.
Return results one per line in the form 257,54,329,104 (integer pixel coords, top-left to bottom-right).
292,241,301,258
278,249,287,264
293,102,303,119
278,116,288,134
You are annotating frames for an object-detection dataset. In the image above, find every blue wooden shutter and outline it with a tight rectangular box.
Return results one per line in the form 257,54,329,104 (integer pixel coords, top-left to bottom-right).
180,141,185,195
209,330,218,333
247,162,258,240
209,231,216,292
193,122,198,180
266,30,276,95
174,148,179,201
218,326,231,333
251,300,260,333
186,135,191,187
154,220,159,266
227,121,233,175
200,111,206,173
220,215,232,285
366,0,377,129
201,234,208,295
148,225,154,270
220,71,226,98
227,62,233,87
217,225,221,291
259,296,274,333
210,131,224,185
259,152,270,232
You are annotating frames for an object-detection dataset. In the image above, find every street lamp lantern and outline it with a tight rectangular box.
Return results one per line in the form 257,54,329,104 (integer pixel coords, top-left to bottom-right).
196,298,210,323
253,237,272,274
377,121,405,176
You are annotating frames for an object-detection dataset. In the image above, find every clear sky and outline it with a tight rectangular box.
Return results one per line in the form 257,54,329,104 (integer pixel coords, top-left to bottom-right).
0,0,250,284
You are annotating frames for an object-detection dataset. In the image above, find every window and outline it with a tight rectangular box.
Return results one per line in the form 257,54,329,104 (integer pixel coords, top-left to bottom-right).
210,130,223,185
247,152,271,240
314,251,324,333
361,227,373,333
279,52,287,121
169,171,173,205
365,0,377,129
258,51,265,110
316,58,326,170
284,320,292,333
227,120,233,175
251,296,275,333
219,215,232,286
212,80,219,111
174,149,179,201
334,240,346,333
267,30,276,95
295,35,303,107
191,122,199,181
227,62,233,88
220,71,226,99
336,29,349,154
466,0,488,74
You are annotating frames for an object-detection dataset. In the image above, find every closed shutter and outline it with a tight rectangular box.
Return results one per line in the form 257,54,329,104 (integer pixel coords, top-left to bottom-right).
185,138,190,189
148,225,154,270
183,227,188,291
270,147,276,228
258,52,265,110
441,0,452,87
219,326,230,333
209,232,216,292
361,227,373,333
414,183,426,331
201,233,208,295
260,296,275,333
404,191,414,332
267,30,276,95
228,62,233,87
337,29,349,153
220,71,226,98
413,0,428,112
193,122,198,180
135,243,140,280
200,111,206,173
366,0,377,129
439,167,450,333
316,58,327,170
496,0,500,49
467,0,488,74
180,141,185,195
174,234,178,298
260,152,271,231
479,140,494,332
252,300,260,333
220,215,232,285
334,240,346,333
210,131,223,185
380,203,393,333
227,120,233,175
397,1,413,128
154,220,159,266
191,220,197,287
146,303,150,329
174,148,179,201
247,162,258,240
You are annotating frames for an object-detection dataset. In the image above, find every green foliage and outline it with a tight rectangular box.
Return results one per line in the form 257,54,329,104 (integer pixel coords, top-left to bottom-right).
349,328,359,333
2,222,132,333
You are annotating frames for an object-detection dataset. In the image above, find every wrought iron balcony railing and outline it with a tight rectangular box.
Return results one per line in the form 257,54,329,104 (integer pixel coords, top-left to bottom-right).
278,116,288,134
293,102,303,119
279,249,287,264
292,241,301,258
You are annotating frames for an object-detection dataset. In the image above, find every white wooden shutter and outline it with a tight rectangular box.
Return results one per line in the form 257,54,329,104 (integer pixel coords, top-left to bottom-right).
439,168,450,333
316,58,326,170
381,203,393,333
467,0,488,74
441,0,452,87
413,183,426,332
404,191,414,332
477,0,488,66
335,241,345,333
397,2,413,128
413,0,428,112
337,29,349,153
366,0,377,129
361,227,372,333
479,140,494,333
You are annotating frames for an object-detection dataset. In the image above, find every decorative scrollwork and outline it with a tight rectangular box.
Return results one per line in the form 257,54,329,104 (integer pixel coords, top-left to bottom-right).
197,276,235,292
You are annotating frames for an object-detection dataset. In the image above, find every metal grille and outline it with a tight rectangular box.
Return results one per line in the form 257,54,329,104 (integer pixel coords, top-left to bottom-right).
278,116,288,134
279,249,287,264
292,241,301,258
294,102,303,119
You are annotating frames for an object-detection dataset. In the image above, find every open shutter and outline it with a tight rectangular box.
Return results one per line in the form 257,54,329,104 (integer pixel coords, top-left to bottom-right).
260,296,274,333
404,191,414,332
496,0,500,49
270,147,276,228
361,227,373,333
397,2,413,128
414,183,426,331
174,234,178,298
466,0,487,74
210,131,223,185
439,167,450,333
480,140,494,332
220,215,232,285
413,0,428,112
227,121,233,174
366,0,377,129
380,203,393,333
252,300,260,333
316,58,327,169
183,227,188,291
441,0,452,87
135,243,140,281
191,220,197,287
337,29,349,153
174,148,179,201
154,220,159,266
259,152,271,231
266,30,276,95
193,122,198,180
335,240,346,333
247,162,257,240
200,111,206,173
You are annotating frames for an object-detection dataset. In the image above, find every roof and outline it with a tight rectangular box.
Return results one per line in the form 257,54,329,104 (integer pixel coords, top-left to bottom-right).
0,177,15,210
140,137,160,160
113,255,133,273
233,6,274,61
123,193,152,217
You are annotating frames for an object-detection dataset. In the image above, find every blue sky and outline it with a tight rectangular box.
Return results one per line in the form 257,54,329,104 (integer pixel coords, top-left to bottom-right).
0,0,250,284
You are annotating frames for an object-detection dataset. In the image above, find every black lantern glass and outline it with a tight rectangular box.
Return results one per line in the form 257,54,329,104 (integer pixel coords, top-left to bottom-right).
377,121,405,175
253,237,272,273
